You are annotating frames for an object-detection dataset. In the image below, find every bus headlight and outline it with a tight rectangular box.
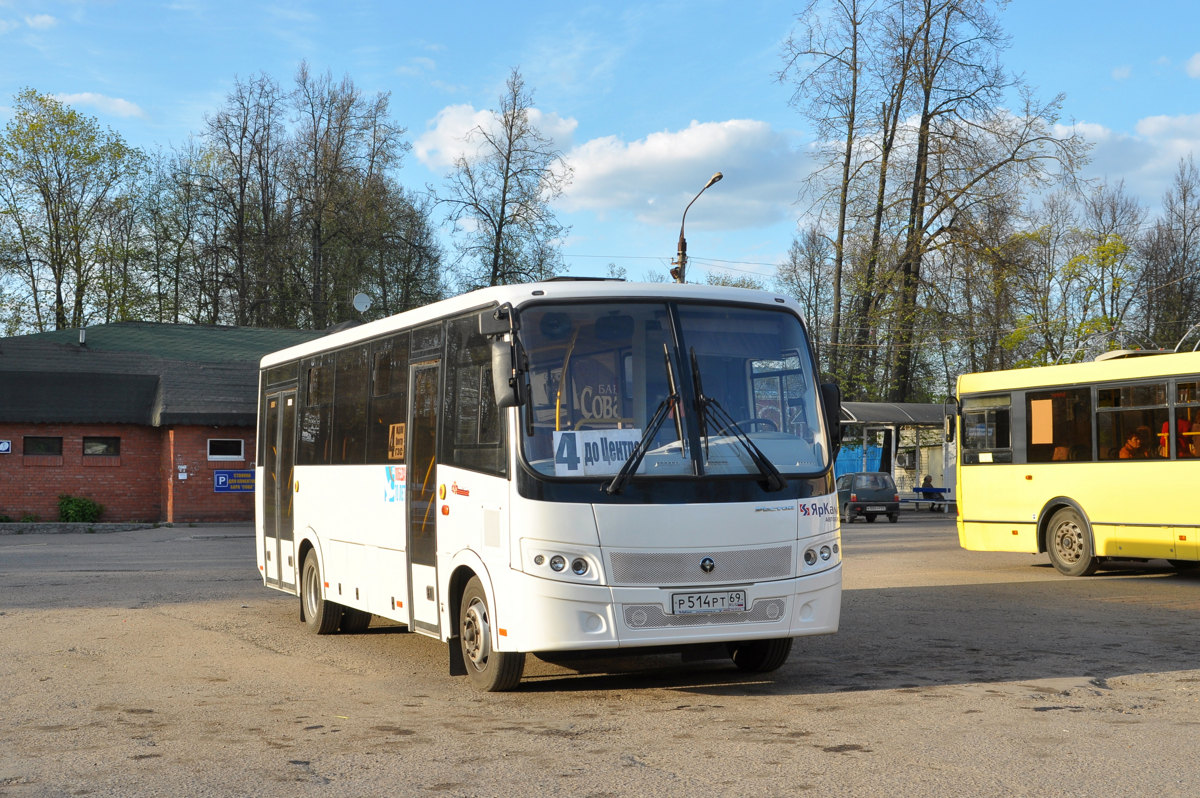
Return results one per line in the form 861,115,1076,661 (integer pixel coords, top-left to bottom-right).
521,540,603,584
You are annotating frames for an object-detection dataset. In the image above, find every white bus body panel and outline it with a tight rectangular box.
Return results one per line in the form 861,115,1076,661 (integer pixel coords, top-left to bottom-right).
288,463,412,623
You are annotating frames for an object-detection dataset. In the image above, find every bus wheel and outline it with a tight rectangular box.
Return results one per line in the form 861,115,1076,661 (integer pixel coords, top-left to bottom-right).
301,550,342,634
1047,508,1099,577
727,637,793,673
340,607,372,632
459,577,525,691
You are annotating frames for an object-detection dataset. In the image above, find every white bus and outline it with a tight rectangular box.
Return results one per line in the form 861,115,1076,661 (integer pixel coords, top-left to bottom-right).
255,279,844,690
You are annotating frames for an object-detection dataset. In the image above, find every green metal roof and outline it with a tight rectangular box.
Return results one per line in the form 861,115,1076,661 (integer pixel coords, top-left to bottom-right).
0,322,327,426
18,322,325,363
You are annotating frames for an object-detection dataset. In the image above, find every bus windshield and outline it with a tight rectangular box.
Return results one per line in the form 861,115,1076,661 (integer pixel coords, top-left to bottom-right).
518,300,828,481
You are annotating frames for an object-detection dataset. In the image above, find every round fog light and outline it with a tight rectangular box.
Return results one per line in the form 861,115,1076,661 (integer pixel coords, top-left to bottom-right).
533,554,545,566
549,555,566,572
571,558,589,576
820,545,832,561
803,549,817,566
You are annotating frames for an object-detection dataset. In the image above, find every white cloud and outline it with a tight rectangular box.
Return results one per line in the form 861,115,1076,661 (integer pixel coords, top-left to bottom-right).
23,13,56,29
53,92,146,118
1067,114,1200,207
414,103,578,172
560,119,808,231
1187,53,1200,79
1111,65,1131,80
0,19,18,34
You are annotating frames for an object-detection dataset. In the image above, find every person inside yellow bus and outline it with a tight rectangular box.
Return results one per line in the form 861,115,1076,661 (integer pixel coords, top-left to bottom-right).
1162,418,1191,457
1118,427,1153,459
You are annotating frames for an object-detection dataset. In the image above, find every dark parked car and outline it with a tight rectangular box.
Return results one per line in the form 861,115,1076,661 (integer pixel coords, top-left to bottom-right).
836,472,900,523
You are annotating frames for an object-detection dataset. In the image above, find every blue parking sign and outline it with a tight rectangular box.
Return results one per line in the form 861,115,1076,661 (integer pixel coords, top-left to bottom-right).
213,470,254,492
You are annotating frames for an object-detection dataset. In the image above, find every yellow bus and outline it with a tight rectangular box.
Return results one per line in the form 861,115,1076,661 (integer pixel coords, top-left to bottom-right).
955,350,1200,576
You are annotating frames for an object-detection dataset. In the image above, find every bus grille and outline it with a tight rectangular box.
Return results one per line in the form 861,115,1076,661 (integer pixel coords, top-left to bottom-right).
622,598,787,629
607,546,792,586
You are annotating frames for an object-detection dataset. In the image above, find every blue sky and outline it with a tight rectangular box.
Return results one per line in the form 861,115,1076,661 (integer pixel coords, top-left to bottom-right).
2,1,1198,286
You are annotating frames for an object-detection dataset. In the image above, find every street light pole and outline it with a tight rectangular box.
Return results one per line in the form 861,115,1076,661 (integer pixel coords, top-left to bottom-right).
671,172,723,284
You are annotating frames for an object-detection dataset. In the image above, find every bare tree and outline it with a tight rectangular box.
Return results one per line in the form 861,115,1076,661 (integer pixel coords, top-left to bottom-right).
886,0,1088,400
780,0,873,378
1140,156,1200,347
289,62,407,328
777,226,834,366
439,68,572,288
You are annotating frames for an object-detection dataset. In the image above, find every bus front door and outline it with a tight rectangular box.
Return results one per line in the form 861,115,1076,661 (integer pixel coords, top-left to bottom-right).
407,361,441,635
263,389,297,590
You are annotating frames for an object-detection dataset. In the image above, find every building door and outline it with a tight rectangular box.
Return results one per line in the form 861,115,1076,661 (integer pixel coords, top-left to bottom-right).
407,361,441,635
263,389,297,589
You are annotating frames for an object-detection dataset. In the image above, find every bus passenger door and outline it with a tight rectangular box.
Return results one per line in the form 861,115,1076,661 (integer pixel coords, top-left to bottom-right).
263,389,297,590
407,361,441,636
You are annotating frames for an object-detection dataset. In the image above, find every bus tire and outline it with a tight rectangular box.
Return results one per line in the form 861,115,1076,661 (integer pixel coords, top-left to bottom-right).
459,576,525,691
727,637,793,673
301,550,342,634
340,607,373,632
1046,507,1099,577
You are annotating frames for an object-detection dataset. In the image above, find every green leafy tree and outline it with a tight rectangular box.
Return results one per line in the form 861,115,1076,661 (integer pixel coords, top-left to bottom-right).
0,89,143,331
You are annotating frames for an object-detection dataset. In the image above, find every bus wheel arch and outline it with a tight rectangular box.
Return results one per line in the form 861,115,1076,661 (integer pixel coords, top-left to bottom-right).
1041,500,1099,577
452,570,525,691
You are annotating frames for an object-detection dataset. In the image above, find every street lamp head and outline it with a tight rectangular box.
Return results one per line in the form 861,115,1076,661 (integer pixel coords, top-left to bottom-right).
672,170,725,284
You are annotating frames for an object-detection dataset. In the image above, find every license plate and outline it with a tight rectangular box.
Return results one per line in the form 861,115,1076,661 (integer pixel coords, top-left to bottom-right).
671,590,747,615
865,505,885,511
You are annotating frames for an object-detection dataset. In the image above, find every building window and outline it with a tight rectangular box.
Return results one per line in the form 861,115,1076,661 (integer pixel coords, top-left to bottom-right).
208,439,245,461
23,436,62,456
83,436,121,456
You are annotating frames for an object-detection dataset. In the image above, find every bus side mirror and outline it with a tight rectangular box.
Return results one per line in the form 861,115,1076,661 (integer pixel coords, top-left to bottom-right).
482,303,522,409
944,414,956,443
491,338,519,409
821,382,842,455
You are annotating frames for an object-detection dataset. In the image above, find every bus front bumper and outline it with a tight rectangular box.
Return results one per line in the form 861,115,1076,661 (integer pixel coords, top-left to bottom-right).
498,565,842,654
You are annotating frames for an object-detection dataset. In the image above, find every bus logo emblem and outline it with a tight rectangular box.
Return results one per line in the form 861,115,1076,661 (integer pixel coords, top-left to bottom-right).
700,557,715,573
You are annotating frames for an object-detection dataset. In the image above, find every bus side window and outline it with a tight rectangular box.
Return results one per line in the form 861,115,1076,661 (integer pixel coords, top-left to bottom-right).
332,345,369,464
441,315,506,476
367,333,409,465
1097,382,1168,460
1026,388,1092,462
298,355,332,465
960,395,1011,464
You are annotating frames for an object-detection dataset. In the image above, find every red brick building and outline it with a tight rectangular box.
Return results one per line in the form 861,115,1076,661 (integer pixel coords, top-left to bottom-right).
0,323,322,523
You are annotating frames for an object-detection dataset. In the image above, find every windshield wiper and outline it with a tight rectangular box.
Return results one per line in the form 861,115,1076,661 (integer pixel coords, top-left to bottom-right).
605,346,679,495
690,347,786,492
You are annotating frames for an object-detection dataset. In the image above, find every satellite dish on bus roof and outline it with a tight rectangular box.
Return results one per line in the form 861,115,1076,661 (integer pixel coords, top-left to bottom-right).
352,293,372,313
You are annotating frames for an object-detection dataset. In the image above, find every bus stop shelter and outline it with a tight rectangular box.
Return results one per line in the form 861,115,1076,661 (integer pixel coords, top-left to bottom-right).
837,402,954,495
